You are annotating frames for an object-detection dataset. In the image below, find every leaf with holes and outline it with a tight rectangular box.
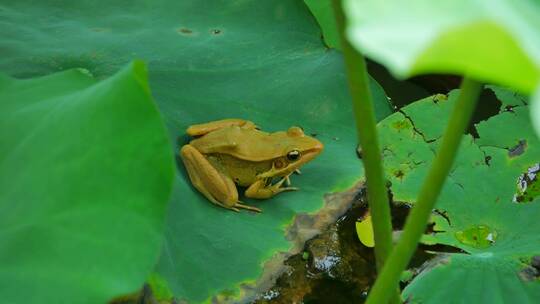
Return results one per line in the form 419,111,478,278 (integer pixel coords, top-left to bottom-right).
0,1,393,302
377,86,540,303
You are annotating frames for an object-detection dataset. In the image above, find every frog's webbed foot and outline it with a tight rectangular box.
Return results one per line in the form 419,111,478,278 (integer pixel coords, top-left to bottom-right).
274,175,299,192
220,202,260,213
245,176,298,199
235,201,262,213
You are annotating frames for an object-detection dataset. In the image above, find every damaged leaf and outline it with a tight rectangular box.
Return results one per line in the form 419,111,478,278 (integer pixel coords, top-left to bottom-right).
377,86,540,303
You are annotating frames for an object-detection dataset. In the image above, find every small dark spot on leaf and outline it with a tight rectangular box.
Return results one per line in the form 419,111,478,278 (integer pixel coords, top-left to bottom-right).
177,28,193,35
392,120,410,130
393,170,404,179
520,256,540,281
520,265,539,281
211,29,222,35
484,155,492,166
90,27,109,32
332,137,339,141
508,139,527,157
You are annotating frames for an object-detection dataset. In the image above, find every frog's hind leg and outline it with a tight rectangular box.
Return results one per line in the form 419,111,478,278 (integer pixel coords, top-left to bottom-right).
180,144,238,210
186,119,257,137
180,144,260,213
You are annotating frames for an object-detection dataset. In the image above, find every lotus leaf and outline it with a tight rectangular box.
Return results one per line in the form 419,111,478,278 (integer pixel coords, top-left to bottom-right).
376,87,540,303
0,61,174,303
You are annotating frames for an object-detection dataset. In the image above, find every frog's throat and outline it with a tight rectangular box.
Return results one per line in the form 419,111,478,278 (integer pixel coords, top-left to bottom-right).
257,167,292,179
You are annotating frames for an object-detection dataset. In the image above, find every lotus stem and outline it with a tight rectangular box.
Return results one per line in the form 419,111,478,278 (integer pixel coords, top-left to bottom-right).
331,0,394,274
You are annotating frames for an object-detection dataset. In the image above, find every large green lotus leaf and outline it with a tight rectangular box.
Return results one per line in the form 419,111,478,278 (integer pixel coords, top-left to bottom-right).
0,1,392,302
344,0,540,95
376,87,540,303
0,61,174,303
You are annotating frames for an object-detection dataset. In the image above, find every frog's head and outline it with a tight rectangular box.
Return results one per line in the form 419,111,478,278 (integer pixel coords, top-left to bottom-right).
259,126,323,178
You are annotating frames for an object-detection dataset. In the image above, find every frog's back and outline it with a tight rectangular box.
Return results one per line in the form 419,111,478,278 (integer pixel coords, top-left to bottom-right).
189,126,284,162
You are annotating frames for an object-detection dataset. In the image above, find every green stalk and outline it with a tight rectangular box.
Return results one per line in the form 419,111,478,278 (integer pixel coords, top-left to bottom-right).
365,78,483,304
332,0,393,271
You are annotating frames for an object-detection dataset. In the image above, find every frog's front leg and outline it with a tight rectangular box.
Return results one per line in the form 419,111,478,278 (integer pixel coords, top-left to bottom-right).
180,145,261,213
284,170,301,186
245,176,298,199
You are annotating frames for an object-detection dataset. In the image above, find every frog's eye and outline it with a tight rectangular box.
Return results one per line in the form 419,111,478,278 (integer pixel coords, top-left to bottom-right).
287,150,301,161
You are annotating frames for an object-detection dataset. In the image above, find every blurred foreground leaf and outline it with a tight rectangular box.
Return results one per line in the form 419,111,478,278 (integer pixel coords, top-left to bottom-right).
0,61,174,303
344,0,540,94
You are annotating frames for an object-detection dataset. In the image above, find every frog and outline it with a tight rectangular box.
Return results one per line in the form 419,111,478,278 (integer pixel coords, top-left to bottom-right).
180,118,323,213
